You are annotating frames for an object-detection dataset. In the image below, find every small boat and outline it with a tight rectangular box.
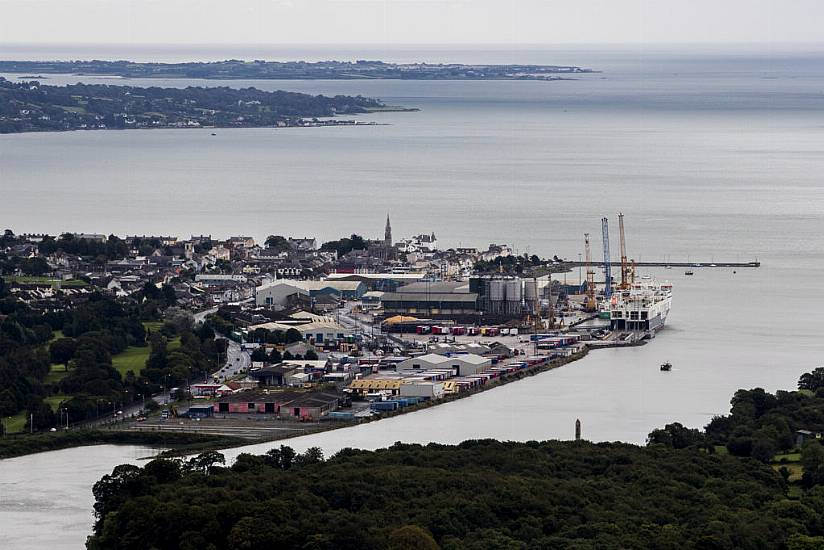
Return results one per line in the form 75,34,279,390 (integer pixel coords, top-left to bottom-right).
685,270,694,276
211,132,217,136
660,362,672,371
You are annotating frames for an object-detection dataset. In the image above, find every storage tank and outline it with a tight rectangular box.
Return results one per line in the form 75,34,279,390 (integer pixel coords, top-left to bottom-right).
489,279,505,301
505,280,522,301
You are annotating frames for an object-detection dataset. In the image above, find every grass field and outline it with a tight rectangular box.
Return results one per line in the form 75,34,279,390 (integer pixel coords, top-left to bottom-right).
5,413,26,433
111,337,180,378
45,363,70,384
8,276,87,288
142,321,165,333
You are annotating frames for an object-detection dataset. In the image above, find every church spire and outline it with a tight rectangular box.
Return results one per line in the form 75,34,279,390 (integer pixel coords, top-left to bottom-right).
384,214,392,246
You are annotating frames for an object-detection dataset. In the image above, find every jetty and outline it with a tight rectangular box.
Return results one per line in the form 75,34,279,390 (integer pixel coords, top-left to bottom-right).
564,260,760,268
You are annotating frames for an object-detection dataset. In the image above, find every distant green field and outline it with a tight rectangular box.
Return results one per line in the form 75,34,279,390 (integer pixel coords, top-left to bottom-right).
111,345,151,378
45,394,70,410
111,337,180,378
5,413,26,433
8,276,87,287
45,363,70,384
142,321,164,333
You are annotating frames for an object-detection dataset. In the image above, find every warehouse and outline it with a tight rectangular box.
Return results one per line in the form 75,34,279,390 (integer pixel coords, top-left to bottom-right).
381,281,479,319
396,353,491,377
256,279,366,307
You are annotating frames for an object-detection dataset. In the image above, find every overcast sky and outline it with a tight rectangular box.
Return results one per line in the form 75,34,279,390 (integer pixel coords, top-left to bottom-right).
1,0,822,45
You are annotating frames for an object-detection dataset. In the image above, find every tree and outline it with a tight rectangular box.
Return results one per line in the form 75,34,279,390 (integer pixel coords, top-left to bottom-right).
185,451,225,474
304,349,319,360
285,328,302,344
647,422,704,449
25,400,56,431
264,235,290,252
801,441,824,488
19,256,50,276
388,525,439,550
294,446,324,466
162,285,177,306
269,349,282,363
49,337,77,369
164,307,194,334
798,367,824,392
250,347,268,362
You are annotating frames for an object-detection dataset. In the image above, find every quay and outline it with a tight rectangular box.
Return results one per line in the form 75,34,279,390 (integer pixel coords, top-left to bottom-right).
563,260,760,268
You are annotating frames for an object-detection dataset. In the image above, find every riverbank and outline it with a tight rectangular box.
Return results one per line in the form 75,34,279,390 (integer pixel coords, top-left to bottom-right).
1,347,590,460
121,347,591,457
0,429,246,460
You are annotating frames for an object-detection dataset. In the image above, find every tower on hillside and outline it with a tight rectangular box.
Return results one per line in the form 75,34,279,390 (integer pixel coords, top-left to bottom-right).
384,214,392,247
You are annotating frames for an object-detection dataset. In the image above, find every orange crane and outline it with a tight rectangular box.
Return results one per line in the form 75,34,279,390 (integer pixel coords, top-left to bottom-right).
584,233,597,312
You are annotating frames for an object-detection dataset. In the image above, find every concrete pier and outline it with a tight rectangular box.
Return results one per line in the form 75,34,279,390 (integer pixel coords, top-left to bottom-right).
564,260,760,268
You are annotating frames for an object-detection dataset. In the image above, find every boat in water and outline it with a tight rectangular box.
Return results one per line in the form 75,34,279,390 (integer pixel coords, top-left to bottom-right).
606,276,672,333
660,362,672,371
685,270,694,276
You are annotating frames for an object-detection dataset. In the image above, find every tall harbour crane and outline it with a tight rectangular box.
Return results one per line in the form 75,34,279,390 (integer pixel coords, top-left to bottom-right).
618,212,629,290
601,217,612,299
584,233,597,312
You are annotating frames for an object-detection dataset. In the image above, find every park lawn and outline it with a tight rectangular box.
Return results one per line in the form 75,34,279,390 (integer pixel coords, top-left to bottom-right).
5,412,26,433
45,363,71,384
8,276,87,288
773,462,804,483
142,321,164,333
773,451,801,462
111,337,180,378
45,394,70,410
111,345,151,378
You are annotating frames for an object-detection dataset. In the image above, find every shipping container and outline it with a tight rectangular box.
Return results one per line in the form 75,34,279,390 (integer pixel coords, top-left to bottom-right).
370,401,400,412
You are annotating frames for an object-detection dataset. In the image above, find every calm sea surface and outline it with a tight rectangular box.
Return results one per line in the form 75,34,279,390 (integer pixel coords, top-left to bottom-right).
1,46,823,549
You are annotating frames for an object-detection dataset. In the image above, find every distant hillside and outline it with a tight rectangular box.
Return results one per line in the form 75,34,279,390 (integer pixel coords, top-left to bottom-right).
0,77,384,133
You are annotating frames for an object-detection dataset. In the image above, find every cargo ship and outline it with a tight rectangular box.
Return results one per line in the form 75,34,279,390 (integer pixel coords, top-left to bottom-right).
607,276,672,332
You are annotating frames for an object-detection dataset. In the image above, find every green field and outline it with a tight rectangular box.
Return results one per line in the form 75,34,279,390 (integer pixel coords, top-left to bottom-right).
142,321,165,333
111,337,180,378
8,276,87,288
45,363,70,384
5,413,26,433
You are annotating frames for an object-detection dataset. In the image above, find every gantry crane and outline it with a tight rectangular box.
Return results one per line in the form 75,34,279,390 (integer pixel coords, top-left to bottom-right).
584,233,597,312
601,217,612,299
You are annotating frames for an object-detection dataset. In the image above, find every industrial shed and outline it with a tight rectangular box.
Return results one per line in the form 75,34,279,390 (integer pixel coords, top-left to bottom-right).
396,353,491,376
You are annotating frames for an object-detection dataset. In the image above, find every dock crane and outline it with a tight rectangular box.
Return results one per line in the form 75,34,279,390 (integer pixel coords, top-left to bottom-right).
601,217,612,299
618,212,629,290
584,233,597,312
529,274,555,332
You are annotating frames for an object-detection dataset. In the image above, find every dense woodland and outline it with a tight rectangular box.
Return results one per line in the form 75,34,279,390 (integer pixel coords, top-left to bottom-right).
0,77,383,133
87,438,824,549
88,368,824,549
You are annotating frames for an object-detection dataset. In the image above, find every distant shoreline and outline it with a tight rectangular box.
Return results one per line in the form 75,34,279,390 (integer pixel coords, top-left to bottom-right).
0,59,597,82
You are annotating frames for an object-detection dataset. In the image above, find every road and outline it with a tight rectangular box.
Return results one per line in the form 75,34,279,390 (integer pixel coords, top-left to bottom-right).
212,338,251,382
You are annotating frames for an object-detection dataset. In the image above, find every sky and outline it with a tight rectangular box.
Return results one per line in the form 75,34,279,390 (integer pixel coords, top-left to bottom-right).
1,0,823,46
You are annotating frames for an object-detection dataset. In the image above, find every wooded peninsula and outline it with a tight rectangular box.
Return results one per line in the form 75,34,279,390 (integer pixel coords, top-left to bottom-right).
0,59,593,81
0,77,390,133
